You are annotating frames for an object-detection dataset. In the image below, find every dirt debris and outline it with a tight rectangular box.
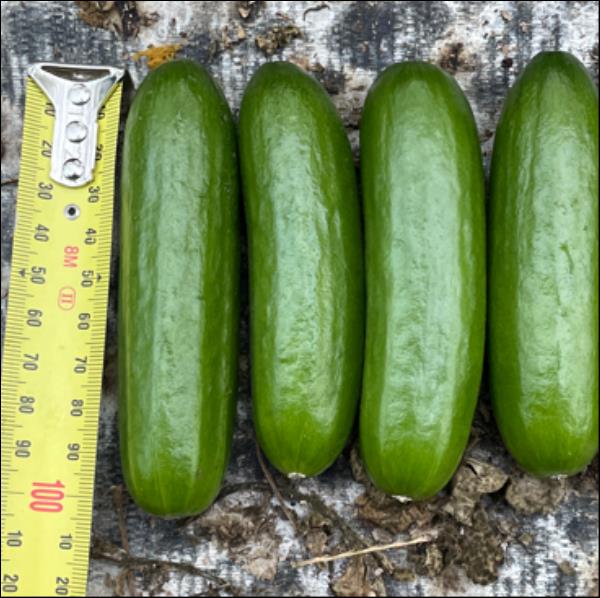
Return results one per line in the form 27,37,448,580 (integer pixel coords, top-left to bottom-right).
505,473,566,515
255,25,302,56
89,431,594,596
316,68,346,94
207,23,248,58
75,0,122,33
332,556,387,597
189,491,270,544
518,532,535,547
351,445,439,534
347,439,591,589
332,94,364,131
93,423,589,595
357,489,439,535
350,444,371,486
410,508,505,586
75,0,157,37
351,445,517,586
305,527,330,560
304,512,333,558
424,543,444,577
289,56,325,73
446,459,509,525
186,489,281,581
392,567,416,583
221,23,248,48
573,456,599,495
438,42,477,74
220,23,247,48
558,560,577,576
238,1,264,20
480,128,494,142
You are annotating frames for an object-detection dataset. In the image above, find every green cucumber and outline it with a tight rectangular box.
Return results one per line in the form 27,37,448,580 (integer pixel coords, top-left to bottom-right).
239,62,364,477
359,62,486,499
489,51,598,476
119,60,239,517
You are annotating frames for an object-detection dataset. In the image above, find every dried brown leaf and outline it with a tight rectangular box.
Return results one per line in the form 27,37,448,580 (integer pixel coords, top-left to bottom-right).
447,460,508,525
190,490,280,581
194,502,266,544
305,529,329,558
411,508,505,585
332,557,386,597
241,537,280,581
357,490,437,534
505,474,566,515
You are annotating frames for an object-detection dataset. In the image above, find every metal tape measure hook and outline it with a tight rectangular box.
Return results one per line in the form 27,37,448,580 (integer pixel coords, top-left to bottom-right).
28,63,124,188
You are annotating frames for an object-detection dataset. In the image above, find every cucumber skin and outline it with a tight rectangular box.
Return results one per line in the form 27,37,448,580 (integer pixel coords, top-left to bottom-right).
119,60,239,517
239,62,364,477
489,52,599,476
359,62,486,500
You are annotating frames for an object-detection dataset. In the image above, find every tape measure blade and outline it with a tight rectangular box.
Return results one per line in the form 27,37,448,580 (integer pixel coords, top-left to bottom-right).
1,74,122,598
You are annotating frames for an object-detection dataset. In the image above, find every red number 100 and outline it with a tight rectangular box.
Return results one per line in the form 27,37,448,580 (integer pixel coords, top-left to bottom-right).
29,480,65,513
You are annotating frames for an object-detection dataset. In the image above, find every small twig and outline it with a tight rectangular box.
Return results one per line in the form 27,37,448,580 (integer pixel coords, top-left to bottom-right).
255,442,300,531
111,485,135,595
92,544,238,594
283,484,396,575
293,533,436,568
112,485,130,552
1,178,18,186
303,1,331,20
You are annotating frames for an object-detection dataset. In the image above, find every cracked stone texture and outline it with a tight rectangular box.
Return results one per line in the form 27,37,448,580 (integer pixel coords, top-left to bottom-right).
1,1,598,596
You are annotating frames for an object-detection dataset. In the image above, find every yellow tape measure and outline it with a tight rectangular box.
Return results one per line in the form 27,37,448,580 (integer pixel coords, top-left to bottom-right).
1,64,123,597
